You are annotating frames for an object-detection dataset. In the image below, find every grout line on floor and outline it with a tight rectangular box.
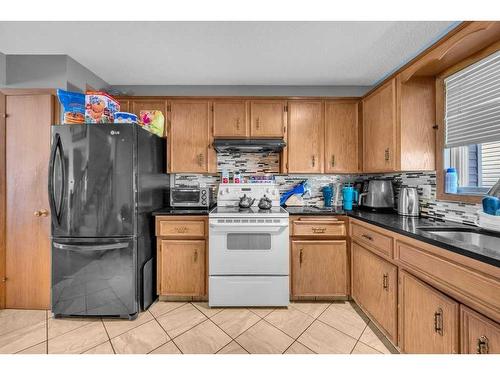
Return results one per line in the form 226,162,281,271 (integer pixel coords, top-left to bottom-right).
100,318,116,354
152,314,184,354
210,311,263,342
283,313,320,354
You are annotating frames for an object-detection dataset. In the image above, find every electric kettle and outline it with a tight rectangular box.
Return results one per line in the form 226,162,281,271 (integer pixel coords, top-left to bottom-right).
398,187,420,217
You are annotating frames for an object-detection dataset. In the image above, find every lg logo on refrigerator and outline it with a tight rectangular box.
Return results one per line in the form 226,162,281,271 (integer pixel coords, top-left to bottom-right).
110,130,120,135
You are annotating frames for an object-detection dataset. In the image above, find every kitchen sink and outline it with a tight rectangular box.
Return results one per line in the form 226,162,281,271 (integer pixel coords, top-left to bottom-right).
418,227,500,253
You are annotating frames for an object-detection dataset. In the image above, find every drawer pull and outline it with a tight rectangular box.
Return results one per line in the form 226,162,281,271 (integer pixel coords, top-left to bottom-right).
477,335,489,354
194,249,198,263
175,226,188,233
383,273,389,290
434,308,443,336
299,249,303,266
312,227,326,233
361,233,374,241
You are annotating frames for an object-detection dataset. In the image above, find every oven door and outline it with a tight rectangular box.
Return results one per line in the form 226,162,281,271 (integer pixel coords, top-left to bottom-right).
170,189,202,207
209,220,289,275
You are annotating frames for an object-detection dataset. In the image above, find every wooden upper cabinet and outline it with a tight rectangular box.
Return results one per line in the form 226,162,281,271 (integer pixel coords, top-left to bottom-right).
287,101,323,173
399,270,459,354
168,100,212,173
351,242,398,343
363,79,397,172
249,100,286,137
291,240,348,297
461,305,500,354
118,99,129,113
324,101,360,173
212,100,249,137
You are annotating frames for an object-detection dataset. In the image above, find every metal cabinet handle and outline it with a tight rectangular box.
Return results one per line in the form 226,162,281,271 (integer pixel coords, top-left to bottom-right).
434,308,443,336
256,118,260,130
384,148,390,161
312,155,316,167
34,209,49,217
194,249,198,263
477,335,489,354
236,118,240,130
197,153,204,166
299,249,303,266
331,155,335,167
312,227,326,233
383,273,389,290
361,233,373,241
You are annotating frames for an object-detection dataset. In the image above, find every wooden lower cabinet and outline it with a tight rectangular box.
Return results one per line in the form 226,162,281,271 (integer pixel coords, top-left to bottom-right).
291,240,348,298
461,305,500,354
157,239,206,297
351,242,398,343
399,270,459,353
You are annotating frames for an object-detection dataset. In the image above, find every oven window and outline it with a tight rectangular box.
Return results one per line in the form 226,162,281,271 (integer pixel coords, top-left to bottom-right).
227,233,272,250
172,190,200,203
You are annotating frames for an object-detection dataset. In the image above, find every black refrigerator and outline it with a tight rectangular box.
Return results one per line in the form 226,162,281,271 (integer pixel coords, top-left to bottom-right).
49,123,167,319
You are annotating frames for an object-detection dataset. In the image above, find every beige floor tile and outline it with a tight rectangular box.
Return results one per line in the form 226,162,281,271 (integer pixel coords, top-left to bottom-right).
284,341,315,354
290,302,330,319
317,303,368,339
249,308,275,318
174,320,231,354
84,341,115,354
48,317,97,339
358,323,394,354
111,320,169,354
0,320,46,354
264,307,314,339
0,309,46,336
297,320,357,354
211,309,260,338
192,302,223,318
236,320,294,354
148,301,186,318
351,341,382,354
16,342,47,354
156,303,206,338
48,321,108,354
217,340,248,354
103,311,154,338
150,341,182,354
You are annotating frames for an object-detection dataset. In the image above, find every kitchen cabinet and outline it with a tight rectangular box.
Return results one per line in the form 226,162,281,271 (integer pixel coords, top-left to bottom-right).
351,242,398,343
291,240,348,297
324,101,360,173
287,101,324,173
168,100,215,173
212,100,249,137
118,99,129,113
460,305,500,354
362,77,435,172
399,270,459,353
158,239,206,296
249,100,286,137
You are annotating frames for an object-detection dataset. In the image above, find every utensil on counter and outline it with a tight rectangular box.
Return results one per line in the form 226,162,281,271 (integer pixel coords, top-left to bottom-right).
398,187,420,217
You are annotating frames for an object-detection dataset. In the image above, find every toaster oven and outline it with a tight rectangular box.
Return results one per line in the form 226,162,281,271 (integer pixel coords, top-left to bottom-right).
169,187,212,208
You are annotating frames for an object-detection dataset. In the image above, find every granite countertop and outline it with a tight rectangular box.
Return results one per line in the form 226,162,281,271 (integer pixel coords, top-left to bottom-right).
348,210,500,268
284,206,346,215
153,208,210,216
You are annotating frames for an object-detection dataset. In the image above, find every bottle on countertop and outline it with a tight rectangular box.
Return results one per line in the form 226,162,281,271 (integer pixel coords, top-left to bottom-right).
233,170,242,184
221,169,229,184
445,168,458,194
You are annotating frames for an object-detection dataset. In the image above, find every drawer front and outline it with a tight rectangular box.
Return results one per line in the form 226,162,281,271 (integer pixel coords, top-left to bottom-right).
351,221,393,258
461,305,500,354
292,218,346,237
157,220,206,238
396,240,500,322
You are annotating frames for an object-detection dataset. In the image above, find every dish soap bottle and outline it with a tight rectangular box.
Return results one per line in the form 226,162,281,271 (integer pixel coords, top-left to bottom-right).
445,168,458,194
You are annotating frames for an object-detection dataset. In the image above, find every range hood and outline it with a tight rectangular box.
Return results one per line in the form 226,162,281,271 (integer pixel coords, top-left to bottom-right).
213,139,286,153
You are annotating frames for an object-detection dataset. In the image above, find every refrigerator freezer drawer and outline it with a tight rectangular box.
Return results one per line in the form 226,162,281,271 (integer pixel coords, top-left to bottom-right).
209,276,289,307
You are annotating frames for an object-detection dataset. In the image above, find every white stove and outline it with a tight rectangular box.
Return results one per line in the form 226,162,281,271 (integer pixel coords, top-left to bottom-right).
208,183,289,307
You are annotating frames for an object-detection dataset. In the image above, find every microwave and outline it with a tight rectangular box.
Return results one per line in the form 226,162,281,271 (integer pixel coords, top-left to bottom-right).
169,187,212,208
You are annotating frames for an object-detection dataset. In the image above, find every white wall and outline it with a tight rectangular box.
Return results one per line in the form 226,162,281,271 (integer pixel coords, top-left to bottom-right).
66,57,109,92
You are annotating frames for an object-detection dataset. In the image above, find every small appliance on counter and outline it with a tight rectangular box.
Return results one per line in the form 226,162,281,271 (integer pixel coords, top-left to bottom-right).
398,187,420,217
169,186,214,208
358,179,395,211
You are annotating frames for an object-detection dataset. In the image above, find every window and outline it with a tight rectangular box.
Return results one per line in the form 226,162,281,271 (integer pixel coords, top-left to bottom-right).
442,50,500,197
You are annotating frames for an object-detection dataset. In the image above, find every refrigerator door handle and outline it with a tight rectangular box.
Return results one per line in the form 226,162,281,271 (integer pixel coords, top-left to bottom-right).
53,242,130,251
48,133,65,226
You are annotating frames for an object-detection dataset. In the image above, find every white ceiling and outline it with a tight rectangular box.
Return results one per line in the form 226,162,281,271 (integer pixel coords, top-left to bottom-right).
0,21,457,86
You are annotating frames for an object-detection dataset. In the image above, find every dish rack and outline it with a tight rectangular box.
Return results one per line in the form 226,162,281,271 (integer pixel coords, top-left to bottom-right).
477,210,500,233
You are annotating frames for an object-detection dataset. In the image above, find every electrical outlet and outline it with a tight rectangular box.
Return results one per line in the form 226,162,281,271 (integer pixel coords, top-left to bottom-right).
420,184,432,199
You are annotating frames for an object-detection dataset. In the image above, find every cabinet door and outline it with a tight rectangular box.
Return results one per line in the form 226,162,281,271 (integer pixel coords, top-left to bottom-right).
168,100,211,173
352,243,398,342
291,240,348,297
158,239,205,296
213,100,248,137
324,101,360,173
249,100,285,137
461,305,500,354
399,270,459,353
118,99,129,113
287,101,323,173
363,79,397,172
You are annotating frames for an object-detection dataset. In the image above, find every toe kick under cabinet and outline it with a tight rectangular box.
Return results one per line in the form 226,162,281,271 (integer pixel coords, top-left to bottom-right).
289,216,349,300
156,216,208,300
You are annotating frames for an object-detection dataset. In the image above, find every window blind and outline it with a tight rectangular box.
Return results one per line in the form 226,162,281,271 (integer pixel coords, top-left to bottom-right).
481,141,500,188
445,50,500,148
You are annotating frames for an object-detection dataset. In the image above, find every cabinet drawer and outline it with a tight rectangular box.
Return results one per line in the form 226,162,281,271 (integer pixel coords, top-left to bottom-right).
156,219,206,238
396,240,500,322
292,218,346,237
461,305,500,354
351,221,393,258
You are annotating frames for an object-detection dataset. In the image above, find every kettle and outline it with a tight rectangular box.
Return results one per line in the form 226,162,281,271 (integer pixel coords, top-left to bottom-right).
398,187,420,217
258,195,273,210
238,194,255,208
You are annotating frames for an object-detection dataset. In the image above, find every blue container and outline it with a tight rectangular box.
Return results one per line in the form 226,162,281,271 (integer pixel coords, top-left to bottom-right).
482,196,500,216
342,186,358,211
445,168,458,194
322,186,333,207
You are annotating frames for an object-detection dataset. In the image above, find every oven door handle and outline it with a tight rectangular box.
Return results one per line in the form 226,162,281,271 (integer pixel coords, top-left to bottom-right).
209,223,288,232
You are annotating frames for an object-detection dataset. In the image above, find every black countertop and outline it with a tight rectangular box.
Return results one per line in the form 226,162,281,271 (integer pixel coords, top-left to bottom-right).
347,211,500,268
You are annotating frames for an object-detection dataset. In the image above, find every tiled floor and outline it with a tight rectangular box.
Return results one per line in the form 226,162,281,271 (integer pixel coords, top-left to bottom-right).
0,301,398,354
